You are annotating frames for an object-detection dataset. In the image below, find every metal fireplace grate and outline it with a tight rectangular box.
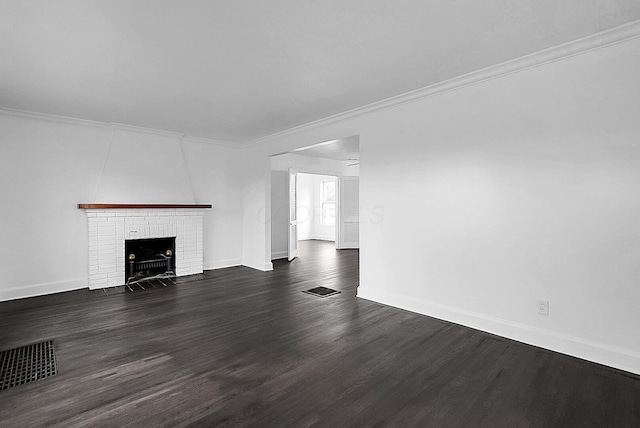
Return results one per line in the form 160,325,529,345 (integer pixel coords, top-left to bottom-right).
0,340,57,391
136,257,170,271
302,286,341,298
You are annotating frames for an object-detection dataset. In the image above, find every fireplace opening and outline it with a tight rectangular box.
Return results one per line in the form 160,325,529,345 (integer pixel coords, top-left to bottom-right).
125,237,176,285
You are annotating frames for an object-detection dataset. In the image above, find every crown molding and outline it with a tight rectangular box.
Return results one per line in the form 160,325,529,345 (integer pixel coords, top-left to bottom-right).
243,19,640,148
110,122,184,139
0,106,239,148
0,106,113,130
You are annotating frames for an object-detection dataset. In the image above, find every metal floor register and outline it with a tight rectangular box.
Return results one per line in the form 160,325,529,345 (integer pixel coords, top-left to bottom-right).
0,340,58,391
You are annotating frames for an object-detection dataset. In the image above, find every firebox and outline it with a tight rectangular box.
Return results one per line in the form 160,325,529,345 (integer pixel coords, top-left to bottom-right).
125,237,176,285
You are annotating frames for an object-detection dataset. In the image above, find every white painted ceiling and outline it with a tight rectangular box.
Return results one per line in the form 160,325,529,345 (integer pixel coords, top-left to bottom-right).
2,1,640,144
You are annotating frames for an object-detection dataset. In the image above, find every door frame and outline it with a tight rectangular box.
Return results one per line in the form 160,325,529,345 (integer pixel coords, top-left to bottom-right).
287,168,299,261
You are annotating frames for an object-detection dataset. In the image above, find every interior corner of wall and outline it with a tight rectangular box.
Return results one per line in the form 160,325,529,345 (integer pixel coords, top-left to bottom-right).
241,259,274,272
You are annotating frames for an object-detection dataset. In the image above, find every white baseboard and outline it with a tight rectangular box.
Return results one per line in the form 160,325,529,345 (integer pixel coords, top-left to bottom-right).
242,260,274,272
204,258,242,270
271,251,288,260
357,287,640,376
0,278,87,302
301,236,335,242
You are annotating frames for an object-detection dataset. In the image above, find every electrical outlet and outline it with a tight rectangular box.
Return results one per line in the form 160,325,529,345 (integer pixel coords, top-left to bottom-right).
537,300,549,316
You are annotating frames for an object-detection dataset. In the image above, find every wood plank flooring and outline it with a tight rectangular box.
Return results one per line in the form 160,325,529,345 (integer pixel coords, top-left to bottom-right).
1,240,638,427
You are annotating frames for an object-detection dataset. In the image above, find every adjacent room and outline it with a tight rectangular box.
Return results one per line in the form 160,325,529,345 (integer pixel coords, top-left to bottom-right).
1,1,640,426
270,136,360,262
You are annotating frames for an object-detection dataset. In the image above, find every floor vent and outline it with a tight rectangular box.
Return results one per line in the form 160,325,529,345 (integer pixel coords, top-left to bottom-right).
303,286,341,298
0,340,57,391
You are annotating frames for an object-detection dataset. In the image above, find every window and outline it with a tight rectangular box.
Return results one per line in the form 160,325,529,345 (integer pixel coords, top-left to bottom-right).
321,180,336,225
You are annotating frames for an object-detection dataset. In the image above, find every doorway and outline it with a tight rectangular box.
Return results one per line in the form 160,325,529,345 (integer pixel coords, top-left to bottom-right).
269,136,359,262
270,171,340,260
296,172,337,246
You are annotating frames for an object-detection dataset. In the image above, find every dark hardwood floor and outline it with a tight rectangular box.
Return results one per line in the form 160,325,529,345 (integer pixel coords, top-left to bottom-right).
1,240,638,427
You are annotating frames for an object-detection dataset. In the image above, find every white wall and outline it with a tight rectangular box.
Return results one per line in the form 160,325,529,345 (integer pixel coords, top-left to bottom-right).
296,173,314,241
241,155,272,271
181,137,243,270
270,170,288,259
243,36,640,374
0,112,243,301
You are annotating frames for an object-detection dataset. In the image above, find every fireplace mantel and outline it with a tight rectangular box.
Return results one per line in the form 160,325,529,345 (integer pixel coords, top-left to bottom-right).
78,203,211,209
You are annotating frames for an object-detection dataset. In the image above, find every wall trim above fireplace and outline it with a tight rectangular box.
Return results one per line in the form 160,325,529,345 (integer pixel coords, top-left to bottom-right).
78,203,211,209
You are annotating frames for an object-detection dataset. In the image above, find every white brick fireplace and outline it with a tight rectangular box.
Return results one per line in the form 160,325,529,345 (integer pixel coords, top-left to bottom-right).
80,204,209,289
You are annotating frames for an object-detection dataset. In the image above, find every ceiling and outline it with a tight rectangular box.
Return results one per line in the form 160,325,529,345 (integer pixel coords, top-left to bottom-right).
2,1,640,144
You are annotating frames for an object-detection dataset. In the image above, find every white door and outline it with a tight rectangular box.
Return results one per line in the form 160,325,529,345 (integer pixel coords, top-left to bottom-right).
337,176,359,249
288,168,299,261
